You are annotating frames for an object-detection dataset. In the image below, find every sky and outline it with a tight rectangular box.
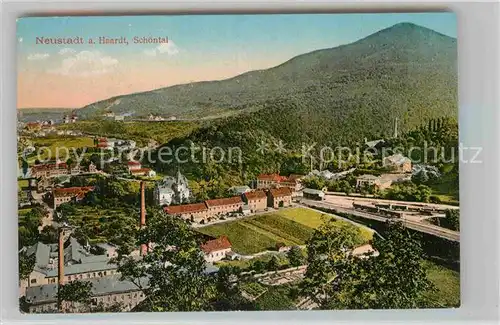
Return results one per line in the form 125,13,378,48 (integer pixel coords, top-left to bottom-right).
17,12,456,109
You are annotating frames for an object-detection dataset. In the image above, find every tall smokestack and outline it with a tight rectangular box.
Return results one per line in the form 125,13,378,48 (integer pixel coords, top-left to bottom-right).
57,227,65,312
140,181,147,256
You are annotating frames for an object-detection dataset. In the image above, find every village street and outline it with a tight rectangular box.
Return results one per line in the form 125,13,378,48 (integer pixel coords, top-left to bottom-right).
31,189,54,231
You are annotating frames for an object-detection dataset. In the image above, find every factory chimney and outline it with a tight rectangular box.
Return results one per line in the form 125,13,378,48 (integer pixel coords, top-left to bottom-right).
57,225,67,312
140,181,147,256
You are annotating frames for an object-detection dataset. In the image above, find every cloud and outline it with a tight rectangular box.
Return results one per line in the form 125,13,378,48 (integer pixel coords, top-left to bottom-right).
58,48,76,55
143,41,179,57
27,53,50,60
49,50,119,77
143,48,157,57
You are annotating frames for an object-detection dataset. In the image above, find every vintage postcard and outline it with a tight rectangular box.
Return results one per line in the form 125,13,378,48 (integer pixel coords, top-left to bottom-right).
17,13,459,313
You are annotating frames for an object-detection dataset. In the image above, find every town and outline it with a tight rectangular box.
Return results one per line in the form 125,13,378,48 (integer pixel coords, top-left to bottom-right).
17,112,460,313
16,15,460,314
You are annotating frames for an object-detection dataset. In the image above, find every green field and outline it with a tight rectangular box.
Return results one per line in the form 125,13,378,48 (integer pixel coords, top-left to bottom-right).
197,208,374,255
26,136,95,162
18,179,29,189
424,261,460,307
60,204,138,245
253,284,298,310
58,120,200,145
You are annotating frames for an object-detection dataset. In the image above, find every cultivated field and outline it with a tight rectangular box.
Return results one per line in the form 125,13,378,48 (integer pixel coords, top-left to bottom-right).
197,207,374,255
27,136,95,162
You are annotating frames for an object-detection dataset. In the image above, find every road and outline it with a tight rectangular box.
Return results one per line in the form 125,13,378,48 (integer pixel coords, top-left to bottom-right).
31,190,54,231
299,199,460,242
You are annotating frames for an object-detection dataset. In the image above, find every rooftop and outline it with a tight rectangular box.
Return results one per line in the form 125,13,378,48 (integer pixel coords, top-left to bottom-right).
25,275,148,305
229,185,251,194
130,168,151,174
357,174,380,181
205,196,242,207
243,190,267,200
32,163,67,172
303,188,325,195
269,187,293,197
384,153,412,165
53,186,94,198
165,202,207,215
201,236,232,254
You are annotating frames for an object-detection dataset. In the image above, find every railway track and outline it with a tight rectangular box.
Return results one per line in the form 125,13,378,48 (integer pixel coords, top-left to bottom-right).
300,199,459,242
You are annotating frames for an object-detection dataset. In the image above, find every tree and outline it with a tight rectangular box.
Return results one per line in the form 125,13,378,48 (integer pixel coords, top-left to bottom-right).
115,211,215,312
39,225,59,243
441,209,459,231
57,281,93,312
19,250,35,281
300,216,364,307
267,255,280,271
287,246,304,267
210,265,253,311
302,220,433,310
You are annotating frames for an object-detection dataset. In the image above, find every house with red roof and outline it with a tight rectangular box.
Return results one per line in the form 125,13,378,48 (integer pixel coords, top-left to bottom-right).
52,186,95,208
205,196,243,219
242,190,268,212
164,202,209,222
130,168,156,177
200,236,232,263
267,187,293,208
31,162,69,178
127,161,142,171
256,173,304,193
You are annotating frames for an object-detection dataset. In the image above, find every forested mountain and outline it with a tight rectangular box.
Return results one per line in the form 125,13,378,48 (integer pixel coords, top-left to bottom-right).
78,22,458,143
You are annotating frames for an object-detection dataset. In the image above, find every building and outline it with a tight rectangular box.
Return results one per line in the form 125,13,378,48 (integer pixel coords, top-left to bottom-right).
383,154,412,173
31,162,69,178
205,196,243,219
19,238,118,297
154,170,191,206
24,263,219,313
130,168,156,177
36,176,54,192
52,186,94,208
256,173,304,192
25,122,42,131
228,185,252,195
242,190,268,212
96,138,115,150
364,138,385,149
267,187,293,208
356,174,392,191
164,202,208,222
303,188,325,200
350,244,380,259
200,236,232,263
25,275,149,313
95,243,119,259
127,161,141,171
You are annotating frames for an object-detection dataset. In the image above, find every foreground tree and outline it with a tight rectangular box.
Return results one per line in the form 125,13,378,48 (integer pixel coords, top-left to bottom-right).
441,209,460,231
302,220,433,309
57,281,93,313
287,245,305,267
300,217,364,307
115,211,216,311
19,250,35,281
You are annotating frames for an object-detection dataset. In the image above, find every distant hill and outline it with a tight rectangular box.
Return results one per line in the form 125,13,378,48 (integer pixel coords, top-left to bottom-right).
17,108,75,123
78,22,457,143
